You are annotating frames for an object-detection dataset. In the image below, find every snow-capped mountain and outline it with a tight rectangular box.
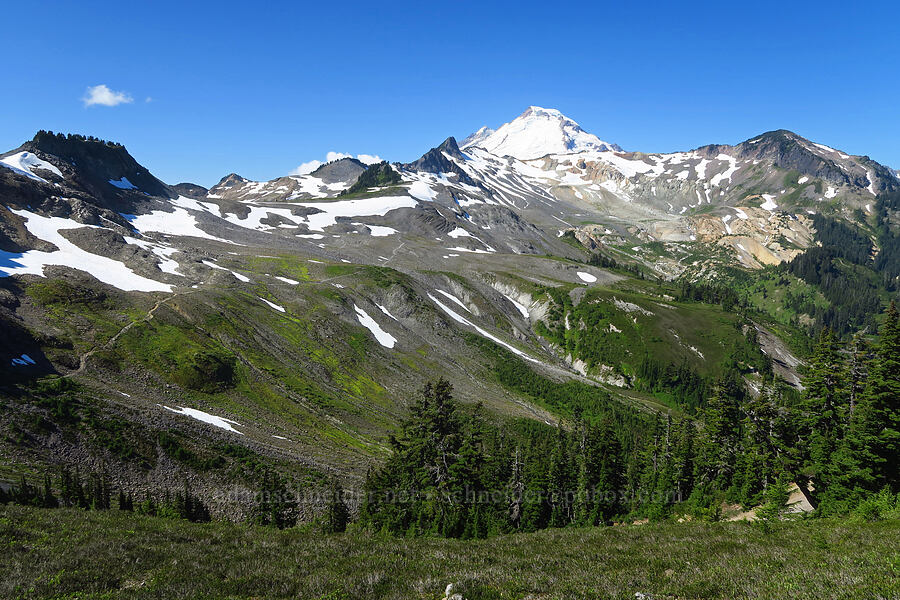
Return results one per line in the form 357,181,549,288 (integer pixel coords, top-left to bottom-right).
459,126,494,149
2,109,897,503
461,106,622,160
2,110,898,292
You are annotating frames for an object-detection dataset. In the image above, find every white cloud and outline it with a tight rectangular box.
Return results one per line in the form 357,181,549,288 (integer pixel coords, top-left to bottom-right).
357,154,383,165
291,160,323,175
290,151,383,175
82,84,133,107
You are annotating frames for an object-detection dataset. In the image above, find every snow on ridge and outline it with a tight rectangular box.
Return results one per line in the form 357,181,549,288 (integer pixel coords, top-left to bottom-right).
125,236,180,275
447,227,471,238
299,196,418,231
109,177,137,190
0,151,63,182
259,297,286,312
1,209,172,292
710,154,740,187
865,168,877,196
161,405,243,434
354,304,396,348
502,292,530,319
428,293,538,362
123,206,235,244
761,194,778,211
377,304,397,320
408,179,438,202
361,224,397,237
435,289,469,312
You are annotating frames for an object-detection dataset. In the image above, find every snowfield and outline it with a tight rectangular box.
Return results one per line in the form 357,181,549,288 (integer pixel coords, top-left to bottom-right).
1,209,172,292
428,293,538,363
108,177,137,190
0,151,63,182
354,304,396,348
161,405,244,434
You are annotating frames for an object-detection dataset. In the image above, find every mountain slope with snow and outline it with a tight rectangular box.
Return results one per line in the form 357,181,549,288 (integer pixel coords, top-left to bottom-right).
461,106,622,159
1,114,897,517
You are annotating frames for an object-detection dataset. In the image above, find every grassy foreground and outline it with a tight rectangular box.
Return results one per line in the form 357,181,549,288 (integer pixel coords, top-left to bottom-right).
1,505,898,600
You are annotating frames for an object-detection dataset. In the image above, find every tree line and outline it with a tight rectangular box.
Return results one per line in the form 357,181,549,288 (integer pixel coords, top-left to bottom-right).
361,303,900,536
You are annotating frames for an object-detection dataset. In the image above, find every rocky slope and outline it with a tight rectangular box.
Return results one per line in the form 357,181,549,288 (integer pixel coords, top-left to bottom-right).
1,109,893,507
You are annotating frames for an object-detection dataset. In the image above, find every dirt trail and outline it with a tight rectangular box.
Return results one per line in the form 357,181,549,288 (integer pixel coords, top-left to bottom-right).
73,290,193,375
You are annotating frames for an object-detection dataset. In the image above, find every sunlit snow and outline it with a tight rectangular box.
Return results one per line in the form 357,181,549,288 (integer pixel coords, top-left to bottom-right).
0,209,172,292
161,405,243,434
428,293,538,362
0,151,63,182
354,304,396,348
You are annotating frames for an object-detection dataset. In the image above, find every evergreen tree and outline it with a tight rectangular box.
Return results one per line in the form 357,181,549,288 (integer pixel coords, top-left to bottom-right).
117,489,134,511
851,302,900,493
694,377,742,490
322,482,350,534
547,426,574,528
251,468,296,529
362,379,477,536
42,473,58,509
800,329,850,494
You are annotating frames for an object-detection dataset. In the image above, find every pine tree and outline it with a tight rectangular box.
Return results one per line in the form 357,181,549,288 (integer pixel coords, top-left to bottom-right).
694,377,742,490
800,329,850,493
118,489,134,511
42,473,58,509
251,468,296,529
547,426,573,527
507,446,525,530
736,387,784,507
322,482,350,533
361,379,471,536
851,302,900,492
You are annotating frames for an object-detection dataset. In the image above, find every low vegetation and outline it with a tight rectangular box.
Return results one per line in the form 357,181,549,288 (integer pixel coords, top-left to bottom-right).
1,504,897,599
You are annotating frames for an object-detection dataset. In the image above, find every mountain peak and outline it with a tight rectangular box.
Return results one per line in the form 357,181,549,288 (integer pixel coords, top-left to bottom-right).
461,106,621,160
521,105,564,118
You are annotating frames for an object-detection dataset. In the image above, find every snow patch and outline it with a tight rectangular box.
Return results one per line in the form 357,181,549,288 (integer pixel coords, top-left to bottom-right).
0,152,63,182
256,297,285,312
577,271,597,283
108,177,137,190
354,304,396,348
501,293,530,319
161,405,243,434
447,227,471,239
1,209,172,292
428,293,537,362
408,180,437,202
435,289,469,312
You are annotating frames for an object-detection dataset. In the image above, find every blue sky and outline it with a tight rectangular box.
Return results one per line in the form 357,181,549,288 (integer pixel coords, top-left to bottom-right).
3,0,898,187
